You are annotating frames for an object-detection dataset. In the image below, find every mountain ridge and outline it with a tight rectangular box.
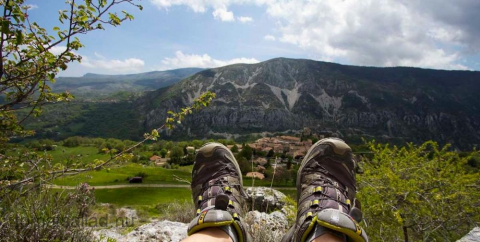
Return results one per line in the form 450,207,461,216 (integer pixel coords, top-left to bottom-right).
53,68,204,99
138,58,480,149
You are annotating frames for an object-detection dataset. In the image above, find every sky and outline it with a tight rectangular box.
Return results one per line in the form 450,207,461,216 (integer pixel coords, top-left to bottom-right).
25,0,480,76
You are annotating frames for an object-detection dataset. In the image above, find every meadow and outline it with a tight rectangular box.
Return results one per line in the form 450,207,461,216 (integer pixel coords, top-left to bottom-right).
43,145,296,210
53,163,192,186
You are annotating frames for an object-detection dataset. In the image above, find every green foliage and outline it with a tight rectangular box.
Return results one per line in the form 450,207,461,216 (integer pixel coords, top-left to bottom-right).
0,2,219,241
135,171,148,179
266,149,275,158
26,138,57,151
156,199,195,223
0,184,95,241
358,141,480,241
0,0,141,145
231,144,239,153
169,146,184,164
283,195,297,227
237,156,252,175
239,144,253,160
180,153,195,166
159,148,168,158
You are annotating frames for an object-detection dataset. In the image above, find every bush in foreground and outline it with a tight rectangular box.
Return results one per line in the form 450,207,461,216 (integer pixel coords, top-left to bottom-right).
0,184,95,241
358,141,480,241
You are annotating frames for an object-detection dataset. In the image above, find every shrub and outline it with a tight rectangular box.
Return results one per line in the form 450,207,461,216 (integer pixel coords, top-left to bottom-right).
156,200,195,223
358,141,480,241
135,172,148,179
0,183,95,241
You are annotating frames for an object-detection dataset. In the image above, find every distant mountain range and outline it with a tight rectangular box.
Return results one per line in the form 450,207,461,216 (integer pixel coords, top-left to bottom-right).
53,68,203,99
137,58,480,149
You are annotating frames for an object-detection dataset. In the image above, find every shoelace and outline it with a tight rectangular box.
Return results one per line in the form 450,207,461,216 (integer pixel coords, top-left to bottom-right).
195,164,243,215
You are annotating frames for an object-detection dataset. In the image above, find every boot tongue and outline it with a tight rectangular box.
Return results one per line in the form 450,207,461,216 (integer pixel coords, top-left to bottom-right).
215,194,230,210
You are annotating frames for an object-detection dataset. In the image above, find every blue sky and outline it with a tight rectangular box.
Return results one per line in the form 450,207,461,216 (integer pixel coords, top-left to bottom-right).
25,0,480,76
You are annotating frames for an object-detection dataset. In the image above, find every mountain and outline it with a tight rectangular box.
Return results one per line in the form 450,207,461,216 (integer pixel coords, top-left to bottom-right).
53,68,203,99
138,58,480,149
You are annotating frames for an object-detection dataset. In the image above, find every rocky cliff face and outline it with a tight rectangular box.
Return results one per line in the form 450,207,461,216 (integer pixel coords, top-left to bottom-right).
138,58,480,149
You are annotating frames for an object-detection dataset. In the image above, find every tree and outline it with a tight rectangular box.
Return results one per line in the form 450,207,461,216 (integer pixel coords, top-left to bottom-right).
0,2,218,240
160,148,168,158
237,156,251,175
0,0,141,145
266,149,274,158
264,159,271,169
169,146,184,164
230,144,239,153
358,141,480,241
240,144,253,160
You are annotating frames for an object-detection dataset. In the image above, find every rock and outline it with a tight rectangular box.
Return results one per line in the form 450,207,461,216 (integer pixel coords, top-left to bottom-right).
245,187,287,212
245,210,289,231
93,220,188,242
457,227,480,242
116,207,138,221
244,211,289,241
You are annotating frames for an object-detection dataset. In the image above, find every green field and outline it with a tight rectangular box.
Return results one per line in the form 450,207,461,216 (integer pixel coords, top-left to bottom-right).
93,187,295,207
49,146,111,164
94,187,191,206
44,146,296,208
53,163,193,186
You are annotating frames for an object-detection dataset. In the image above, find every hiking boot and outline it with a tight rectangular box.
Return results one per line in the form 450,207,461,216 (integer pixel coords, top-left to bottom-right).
187,142,251,242
281,138,368,242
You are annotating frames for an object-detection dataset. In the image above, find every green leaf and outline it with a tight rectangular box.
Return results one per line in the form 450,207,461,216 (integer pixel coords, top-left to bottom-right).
1,20,10,34
15,31,23,45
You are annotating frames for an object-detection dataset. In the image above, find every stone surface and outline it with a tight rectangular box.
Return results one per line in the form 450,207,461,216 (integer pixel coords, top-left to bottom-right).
93,220,188,242
245,187,287,212
244,210,289,241
457,227,480,242
245,210,289,232
93,188,292,241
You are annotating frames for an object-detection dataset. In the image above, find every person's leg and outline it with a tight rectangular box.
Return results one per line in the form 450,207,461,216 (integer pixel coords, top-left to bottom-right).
182,228,232,242
312,233,344,242
281,138,369,242
182,143,250,242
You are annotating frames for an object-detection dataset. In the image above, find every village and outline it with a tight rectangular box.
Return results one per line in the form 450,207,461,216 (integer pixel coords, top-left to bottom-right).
147,128,326,182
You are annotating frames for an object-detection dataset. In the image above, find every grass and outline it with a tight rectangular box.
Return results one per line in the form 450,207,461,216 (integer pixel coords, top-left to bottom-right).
48,146,110,164
53,163,193,186
94,187,191,206
276,188,296,199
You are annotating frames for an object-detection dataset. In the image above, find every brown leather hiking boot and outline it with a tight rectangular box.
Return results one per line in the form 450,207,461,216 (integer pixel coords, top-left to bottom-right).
281,138,368,242
187,142,251,242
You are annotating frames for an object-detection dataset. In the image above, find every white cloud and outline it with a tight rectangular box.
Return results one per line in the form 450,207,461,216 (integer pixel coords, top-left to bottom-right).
212,7,235,22
150,0,480,70
262,0,472,70
158,51,259,70
80,54,145,73
150,0,208,12
238,16,253,23
26,4,38,10
264,35,276,41
49,46,67,55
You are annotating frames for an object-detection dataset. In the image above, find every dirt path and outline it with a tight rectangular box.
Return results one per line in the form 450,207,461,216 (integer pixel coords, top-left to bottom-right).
46,184,296,190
